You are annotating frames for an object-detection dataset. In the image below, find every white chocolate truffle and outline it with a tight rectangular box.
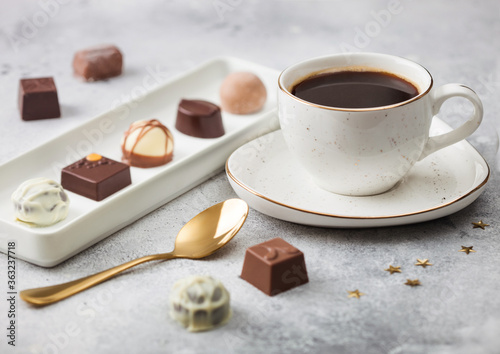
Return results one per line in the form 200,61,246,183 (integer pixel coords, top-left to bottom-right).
169,275,231,332
220,72,267,114
121,119,174,168
11,178,70,227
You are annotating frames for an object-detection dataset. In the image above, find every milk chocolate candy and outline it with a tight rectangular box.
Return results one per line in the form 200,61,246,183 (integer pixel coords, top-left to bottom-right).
61,153,131,201
240,237,309,296
18,77,61,121
175,99,225,138
73,45,123,81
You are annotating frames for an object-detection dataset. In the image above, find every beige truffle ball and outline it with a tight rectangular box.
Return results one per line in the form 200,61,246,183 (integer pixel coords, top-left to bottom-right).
220,72,267,114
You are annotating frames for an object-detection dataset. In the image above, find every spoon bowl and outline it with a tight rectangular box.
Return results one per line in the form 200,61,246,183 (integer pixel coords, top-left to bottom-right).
172,198,248,258
20,199,249,306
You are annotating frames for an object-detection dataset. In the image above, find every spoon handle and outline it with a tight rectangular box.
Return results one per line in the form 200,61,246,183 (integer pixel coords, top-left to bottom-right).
20,253,175,306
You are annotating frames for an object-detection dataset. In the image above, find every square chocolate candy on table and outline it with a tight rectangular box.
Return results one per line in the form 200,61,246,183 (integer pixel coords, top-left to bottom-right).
73,45,123,81
241,237,309,296
61,153,131,201
18,77,61,121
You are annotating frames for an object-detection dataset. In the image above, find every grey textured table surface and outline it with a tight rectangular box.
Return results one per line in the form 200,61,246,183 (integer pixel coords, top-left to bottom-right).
1,1,500,353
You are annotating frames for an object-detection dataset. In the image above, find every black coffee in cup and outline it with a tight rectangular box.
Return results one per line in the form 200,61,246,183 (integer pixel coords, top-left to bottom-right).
291,70,419,109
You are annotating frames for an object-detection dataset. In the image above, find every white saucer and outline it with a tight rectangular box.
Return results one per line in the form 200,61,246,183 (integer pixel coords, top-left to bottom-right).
226,118,490,228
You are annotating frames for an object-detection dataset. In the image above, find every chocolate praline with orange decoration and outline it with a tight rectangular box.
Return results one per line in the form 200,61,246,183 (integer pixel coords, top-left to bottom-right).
61,153,131,201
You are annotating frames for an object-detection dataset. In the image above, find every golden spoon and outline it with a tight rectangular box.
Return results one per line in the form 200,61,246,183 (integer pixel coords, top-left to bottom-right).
20,198,249,306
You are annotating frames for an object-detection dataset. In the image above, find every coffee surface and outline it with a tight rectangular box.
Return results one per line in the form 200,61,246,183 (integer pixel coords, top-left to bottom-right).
291,71,419,108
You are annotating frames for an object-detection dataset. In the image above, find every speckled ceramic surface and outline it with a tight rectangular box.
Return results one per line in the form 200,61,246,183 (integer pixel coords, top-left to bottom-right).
278,53,483,196
227,118,489,227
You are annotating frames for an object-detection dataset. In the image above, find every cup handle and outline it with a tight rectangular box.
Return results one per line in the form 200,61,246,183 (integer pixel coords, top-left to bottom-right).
418,83,483,161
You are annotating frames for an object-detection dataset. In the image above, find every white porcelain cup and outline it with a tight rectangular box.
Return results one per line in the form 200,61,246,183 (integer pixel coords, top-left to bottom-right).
278,53,483,196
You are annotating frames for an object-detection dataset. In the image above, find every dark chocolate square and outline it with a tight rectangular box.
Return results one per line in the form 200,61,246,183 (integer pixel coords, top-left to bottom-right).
18,77,61,121
241,237,308,296
61,154,131,201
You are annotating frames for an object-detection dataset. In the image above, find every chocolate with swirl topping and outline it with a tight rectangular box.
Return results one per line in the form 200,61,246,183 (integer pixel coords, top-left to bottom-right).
121,119,174,168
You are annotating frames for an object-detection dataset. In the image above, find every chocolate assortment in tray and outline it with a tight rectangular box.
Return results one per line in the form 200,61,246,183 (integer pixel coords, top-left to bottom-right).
12,69,268,213
13,42,268,214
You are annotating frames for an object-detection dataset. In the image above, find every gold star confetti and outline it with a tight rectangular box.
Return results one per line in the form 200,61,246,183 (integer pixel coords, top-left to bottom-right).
415,259,433,268
472,220,489,229
405,279,421,287
459,246,476,255
347,290,365,299
384,265,402,274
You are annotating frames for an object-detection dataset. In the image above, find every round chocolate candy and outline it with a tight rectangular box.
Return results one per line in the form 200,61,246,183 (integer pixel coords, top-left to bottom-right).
122,119,174,168
220,72,267,114
11,177,70,227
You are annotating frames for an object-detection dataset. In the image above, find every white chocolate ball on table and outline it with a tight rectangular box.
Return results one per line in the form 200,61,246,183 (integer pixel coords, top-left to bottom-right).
220,72,267,114
169,275,231,332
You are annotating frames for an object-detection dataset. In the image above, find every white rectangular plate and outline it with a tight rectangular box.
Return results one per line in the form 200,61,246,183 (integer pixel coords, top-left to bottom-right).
0,57,280,267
